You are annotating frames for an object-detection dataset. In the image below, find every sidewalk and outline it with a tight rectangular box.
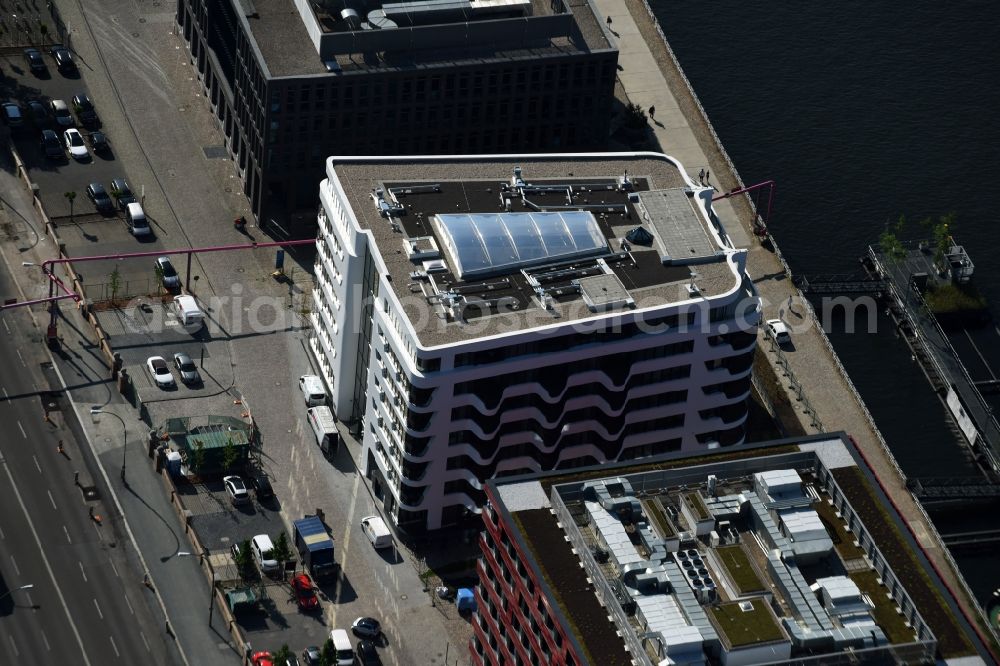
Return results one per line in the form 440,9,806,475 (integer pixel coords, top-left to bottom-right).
595,0,989,648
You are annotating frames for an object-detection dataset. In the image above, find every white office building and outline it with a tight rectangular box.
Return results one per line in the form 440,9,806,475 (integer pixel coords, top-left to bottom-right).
310,153,760,532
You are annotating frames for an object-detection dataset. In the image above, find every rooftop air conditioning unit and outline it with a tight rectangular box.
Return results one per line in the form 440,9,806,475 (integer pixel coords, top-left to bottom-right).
686,284,701,296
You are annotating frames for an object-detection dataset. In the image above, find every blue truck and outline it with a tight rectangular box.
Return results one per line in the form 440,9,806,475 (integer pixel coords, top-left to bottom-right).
293,515,336,580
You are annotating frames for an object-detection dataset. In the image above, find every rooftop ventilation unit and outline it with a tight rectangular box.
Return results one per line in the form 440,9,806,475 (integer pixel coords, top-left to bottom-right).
686,284,701,297
372,188,405,218
512,166,525,189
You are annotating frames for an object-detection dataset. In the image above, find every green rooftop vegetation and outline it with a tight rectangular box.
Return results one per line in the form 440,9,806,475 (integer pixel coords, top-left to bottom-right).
716,545,765,595
850,570,917,645
811,496,865,560
642,499,675,538
684,492,711,521
710,599,784,648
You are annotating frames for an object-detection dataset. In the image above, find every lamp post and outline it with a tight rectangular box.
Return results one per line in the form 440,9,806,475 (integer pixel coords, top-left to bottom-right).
0,583,34,603
91,407,128,483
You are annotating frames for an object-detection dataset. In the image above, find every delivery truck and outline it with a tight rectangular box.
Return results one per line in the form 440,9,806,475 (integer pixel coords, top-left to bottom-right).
293,515,336,580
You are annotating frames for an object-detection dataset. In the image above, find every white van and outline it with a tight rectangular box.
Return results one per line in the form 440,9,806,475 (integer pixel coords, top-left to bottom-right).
329,629,353,666
173,295,204,329
251,534,279,575
124,202,151,236
307,406,338,456
298,374,327,406
361,515,393,550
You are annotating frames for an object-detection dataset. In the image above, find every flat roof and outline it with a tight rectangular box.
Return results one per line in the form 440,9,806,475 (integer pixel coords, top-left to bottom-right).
328,154,743,348
486,435,956,665
240,0,611,79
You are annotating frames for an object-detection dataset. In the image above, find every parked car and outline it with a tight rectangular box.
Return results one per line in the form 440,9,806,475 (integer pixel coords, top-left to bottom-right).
765,318,791,345
172,352,200,384
26,99,46,125
250,652,273,666
2,102,23,127
230,541,254,578
300,647,321,666
23,48,47,74
86,182,114,214
72,94,98,126
50,44,77,73
356,640,380,666
89,130,110,154
251,534,279,575
146,356,175,388
351,617,381,639
40,130,63,159
110,178,137,210
299,374,327,406
63,128,88,160
249,472,274,501
50,99,73,126
156,256,180,290
224,475,250,505
291,573,319,611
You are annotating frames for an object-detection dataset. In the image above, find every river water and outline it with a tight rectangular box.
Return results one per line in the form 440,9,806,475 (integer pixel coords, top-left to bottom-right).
648,0,1000,603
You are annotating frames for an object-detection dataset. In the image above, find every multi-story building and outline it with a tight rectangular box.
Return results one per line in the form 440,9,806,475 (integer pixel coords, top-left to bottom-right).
473,434,948,665
311,152,760,532
174,0,617,238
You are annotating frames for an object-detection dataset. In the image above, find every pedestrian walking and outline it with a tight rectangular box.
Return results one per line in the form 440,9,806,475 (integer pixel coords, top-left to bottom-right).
704,169,710,183
74,471,80,485
698,168,705,184
88,506,94,519
57,440,64,454
648,105,656,120
606,15,612,27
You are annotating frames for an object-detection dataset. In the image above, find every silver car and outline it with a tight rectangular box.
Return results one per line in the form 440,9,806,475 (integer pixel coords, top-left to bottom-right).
156,256,180,289
173,352,201,385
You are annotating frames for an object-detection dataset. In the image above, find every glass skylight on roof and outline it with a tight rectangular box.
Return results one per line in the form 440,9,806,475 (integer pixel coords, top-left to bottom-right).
433,211,608,278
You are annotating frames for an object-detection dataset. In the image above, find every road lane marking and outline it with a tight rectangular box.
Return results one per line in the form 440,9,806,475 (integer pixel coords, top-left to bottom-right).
2,318,9,333
139,631,150,652
109,636,119,657
17,421,26,439
93,598,104,620
0,459,93,666
109,557,120,579
63,525,72,544
124,593,134,615
47,490,57,510
8,634,18,657
16,349,25,367
2,387,7,401
0,525,5,539
10,555,19,575
40,630,50,651
79,561,88,582
33,455,41,473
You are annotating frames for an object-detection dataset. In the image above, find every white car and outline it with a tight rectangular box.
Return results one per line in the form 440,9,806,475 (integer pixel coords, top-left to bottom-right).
224,475,249,505
299,374,327,406
63,128,88,160
146,356,175,388
765,319,791,345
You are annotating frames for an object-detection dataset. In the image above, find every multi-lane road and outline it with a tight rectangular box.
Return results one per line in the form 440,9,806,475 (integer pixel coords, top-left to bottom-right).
0,263,176,664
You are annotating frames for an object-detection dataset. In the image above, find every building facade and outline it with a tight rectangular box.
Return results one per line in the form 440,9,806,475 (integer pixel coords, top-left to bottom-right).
174,0,618,238
310,153,760,533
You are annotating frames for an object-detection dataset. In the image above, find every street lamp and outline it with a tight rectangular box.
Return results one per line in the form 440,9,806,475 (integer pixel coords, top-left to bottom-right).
0,584,34,602
91,407,128,483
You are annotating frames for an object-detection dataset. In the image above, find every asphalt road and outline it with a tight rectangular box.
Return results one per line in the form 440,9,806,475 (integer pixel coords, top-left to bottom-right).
0,273,174,664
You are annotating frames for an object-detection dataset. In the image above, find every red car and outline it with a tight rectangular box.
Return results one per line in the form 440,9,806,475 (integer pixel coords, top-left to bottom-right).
251,651,274,666
291,573,319,611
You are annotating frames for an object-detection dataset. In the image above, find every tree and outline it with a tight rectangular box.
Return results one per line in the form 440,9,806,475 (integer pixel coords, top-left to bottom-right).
272,644,292,664
64,191,77,221
623,102,648,130
272,532,293,571
221,437,239,473
189,439,206,475
235,539,255,581
109,267,122,305
319,638,336,666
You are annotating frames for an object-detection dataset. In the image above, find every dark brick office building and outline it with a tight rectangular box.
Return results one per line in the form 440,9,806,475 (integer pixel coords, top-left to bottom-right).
175,0,618,238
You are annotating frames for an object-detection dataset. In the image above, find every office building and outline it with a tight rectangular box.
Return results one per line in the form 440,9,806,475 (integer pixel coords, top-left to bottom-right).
310,151,760,532
472,434,942,665
175,0,618,238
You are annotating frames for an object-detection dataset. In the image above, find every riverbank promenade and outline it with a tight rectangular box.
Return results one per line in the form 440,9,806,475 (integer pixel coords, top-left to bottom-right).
594,0,992,653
